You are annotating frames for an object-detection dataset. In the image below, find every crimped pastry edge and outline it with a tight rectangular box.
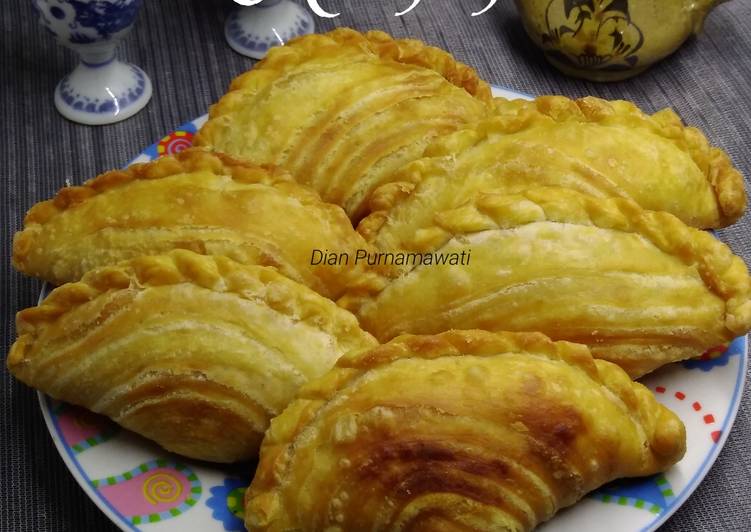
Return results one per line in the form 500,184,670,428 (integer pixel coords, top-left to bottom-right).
17,148,293,228
363,94,746,229
8,249,375,369
338,329,595,375
245,329,686,528
276,331,600,411
225,28,491,102
11,148,351,275
195,28,492,152
492,95,747,227
357,186,751,338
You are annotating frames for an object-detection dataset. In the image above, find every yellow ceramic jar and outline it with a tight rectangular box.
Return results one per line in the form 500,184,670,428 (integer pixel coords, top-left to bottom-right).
514,0,729,81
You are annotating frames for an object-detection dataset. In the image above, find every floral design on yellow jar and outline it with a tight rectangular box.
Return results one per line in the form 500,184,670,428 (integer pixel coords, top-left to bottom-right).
516,0,728,81
541,0,644,71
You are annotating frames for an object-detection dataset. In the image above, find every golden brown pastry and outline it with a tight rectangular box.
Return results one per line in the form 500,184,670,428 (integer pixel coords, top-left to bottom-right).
366,95,745,230
352,187,751,377
246,330,686,531
12,148,382,299
194,28,491,221
7,250,377,463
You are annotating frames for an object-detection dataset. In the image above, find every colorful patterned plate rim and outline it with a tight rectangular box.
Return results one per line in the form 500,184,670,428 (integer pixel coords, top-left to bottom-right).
37,86,748,532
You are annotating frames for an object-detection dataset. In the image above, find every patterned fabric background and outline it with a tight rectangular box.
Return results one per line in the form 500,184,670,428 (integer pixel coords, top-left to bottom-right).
2,0,749,530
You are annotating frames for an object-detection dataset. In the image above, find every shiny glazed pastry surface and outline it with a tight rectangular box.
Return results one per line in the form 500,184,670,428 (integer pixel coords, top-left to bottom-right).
7,250,377,462
364,95,745,230
353,187,751,378
245,330,686,531
194,28,491,221
12,148,380,299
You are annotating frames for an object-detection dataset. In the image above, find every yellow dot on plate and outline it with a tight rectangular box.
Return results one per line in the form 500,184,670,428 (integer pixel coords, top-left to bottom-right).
227,496,236,507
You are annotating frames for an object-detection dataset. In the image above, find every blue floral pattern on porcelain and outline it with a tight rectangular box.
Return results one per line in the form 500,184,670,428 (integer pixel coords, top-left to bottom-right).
224,0,315,59
58,64,146,113
226,11,312,54
33,0,152,124
33,0,142,46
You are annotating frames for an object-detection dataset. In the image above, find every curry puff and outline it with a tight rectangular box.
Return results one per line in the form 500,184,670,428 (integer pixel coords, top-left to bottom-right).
7,250,376,462
352,187,751,378
12,148,381,299
366,95,745,230
194,28,491,221
245,330,686,531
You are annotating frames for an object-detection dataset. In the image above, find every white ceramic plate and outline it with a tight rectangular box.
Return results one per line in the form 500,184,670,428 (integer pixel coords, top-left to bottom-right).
37,87,748,532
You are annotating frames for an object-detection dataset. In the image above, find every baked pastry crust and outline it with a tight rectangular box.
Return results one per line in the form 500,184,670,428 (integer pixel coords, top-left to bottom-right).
228,28,491,101
194,28,491,221
364,95,746,230
7,250,376,462
352,186,751,377
12,148,382,299
245,330,685,531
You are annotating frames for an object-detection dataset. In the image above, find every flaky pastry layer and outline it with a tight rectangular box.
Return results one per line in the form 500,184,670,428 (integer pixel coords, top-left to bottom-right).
352,186,751,377
364,95,746,230
228,28,491,101
8,250,376,462
245,330,685,531
195,28,491,221
12,148,384,299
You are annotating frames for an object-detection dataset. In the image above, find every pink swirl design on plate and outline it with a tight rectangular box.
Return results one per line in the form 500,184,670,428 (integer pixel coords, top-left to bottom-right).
157,130,194,156
91,459,201,525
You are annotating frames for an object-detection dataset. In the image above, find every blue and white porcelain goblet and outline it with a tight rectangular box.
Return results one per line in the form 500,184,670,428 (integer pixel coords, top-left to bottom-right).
225,0,315,60
33,0,152,125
